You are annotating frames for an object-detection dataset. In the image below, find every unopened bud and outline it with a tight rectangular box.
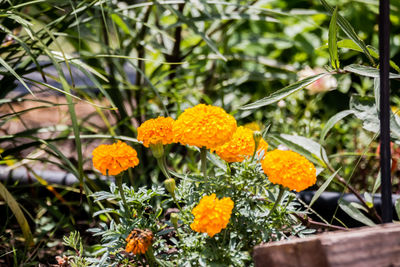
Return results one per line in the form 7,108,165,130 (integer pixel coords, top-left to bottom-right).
164,178,176,195
150,143,164,159
253,131,262,151
170,213,179,228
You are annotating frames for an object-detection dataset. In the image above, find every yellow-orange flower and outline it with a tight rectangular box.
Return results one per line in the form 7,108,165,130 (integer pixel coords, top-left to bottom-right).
213,126,268,162
92,141,139,176
261,149,316,192
125,229,153,255
173,104,237,149
137,117,175,147
190,194,234,237
243,121,261,131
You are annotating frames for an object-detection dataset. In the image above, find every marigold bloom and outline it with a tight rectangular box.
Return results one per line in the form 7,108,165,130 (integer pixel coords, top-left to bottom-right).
125,229,153,255
173,104,237,149
213,126,268,162
243,121,261,131
261,149,316,192
92,141,139,176
137,117,175,147
190,194,234,237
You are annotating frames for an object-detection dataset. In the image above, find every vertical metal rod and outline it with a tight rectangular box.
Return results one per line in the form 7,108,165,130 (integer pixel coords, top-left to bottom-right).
379,0,392,223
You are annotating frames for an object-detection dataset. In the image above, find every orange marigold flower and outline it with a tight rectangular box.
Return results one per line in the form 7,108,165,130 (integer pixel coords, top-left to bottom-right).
261,149,316,192
243,121,261,131
92,141,139,176
213,126,268,162
137,117,175,147
190,194,234,237
125,229,154,255
173,104,237,149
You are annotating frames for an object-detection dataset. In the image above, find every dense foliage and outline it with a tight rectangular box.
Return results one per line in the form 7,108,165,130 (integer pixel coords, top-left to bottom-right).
1,0,400,265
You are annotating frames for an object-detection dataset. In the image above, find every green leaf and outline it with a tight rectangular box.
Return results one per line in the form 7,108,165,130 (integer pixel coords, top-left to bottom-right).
0,182,34,246
328,7,339,70
327,40,400,73
164,4,227,61
395,198,400,221
320,0,375,65
321,110,354,141
207,152,227,172
344,64,400,79
0,57,33,96
372,171,381,195
338,199,376,226
350,95,379,133
310,168,341,207
111,13,130,34
350,94,400,140
240,73,328,110
364,192,374,209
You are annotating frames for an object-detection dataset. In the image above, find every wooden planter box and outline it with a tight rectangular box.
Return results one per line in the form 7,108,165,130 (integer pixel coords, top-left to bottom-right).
253,223,400,267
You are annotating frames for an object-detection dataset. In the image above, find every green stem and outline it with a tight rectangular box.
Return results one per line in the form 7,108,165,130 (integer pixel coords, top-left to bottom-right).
172,194,182,211
145,246,157,267
200,147,207,178
267,186,286,218
115,175,128,212
157,157,171,179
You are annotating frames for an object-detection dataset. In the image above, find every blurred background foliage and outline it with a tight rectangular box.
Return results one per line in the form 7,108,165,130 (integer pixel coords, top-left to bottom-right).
1,0,400,265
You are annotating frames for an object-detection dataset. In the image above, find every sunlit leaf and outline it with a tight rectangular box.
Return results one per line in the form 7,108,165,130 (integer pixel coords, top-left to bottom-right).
240,73,328,110
338,199,376,226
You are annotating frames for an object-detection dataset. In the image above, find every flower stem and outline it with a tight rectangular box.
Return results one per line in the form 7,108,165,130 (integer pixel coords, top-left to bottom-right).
115,175,128,212
172,194,182,211
200,147,207,178
145,246,157,267
157,157,171,179
268,186,286,218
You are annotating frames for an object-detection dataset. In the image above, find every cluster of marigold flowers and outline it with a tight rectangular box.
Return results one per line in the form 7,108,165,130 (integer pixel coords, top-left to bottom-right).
91,103,317,254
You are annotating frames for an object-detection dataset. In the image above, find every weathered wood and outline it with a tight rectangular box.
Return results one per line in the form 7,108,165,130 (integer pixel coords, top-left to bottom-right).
253,223,400,267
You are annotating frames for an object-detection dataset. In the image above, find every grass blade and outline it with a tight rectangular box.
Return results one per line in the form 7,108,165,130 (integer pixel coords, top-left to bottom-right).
309,168,341,207
0,182,34,246
0,57,33,96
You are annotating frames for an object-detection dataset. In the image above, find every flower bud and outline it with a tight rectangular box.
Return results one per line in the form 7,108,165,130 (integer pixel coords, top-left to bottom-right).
150,143,164,159
164,178,176,195
253,131,262,151
170,213,179,228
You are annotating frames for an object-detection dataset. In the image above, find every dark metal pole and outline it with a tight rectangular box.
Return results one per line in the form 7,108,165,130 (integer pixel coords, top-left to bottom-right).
379,0,393,223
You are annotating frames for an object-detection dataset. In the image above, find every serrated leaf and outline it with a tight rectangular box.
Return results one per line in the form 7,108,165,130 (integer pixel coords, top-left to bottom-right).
321,110,354,142
310,168,341,207
328,7,339,70
344,64,400,79
240,73,328,110
338,199,376,226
